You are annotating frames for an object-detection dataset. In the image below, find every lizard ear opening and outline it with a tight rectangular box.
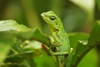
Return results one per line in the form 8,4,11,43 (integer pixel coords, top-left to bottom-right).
56,23,58,26
50,16,56,21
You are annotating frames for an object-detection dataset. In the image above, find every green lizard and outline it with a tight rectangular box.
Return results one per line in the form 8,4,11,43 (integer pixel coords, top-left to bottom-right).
41,11,72,67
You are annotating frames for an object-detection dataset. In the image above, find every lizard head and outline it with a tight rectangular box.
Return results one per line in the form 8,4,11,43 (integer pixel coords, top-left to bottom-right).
41,11,63,32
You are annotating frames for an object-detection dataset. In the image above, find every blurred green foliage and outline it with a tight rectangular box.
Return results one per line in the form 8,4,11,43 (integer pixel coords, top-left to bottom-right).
0,0,100,67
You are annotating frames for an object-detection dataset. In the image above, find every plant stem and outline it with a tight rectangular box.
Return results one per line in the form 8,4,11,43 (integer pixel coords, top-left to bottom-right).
57,56,61,67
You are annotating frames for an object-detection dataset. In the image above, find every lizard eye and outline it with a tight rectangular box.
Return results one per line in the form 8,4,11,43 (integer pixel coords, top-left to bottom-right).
50,16,56,21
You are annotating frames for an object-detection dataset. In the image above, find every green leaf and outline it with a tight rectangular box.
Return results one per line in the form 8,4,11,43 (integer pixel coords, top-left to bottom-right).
26,59,36,67
4,50,38,67
20,28,56,51
1,63,27,67
77,48,98,67
4,50,35,63
25,40,42,50
68,32,88,54
65,33,88,67
12,39,25,53
20,28,49,45
70,21,100,67
0,20,32,66
70,40,88,67
0,33,14,64
0,20,31,32
88,21,100,46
